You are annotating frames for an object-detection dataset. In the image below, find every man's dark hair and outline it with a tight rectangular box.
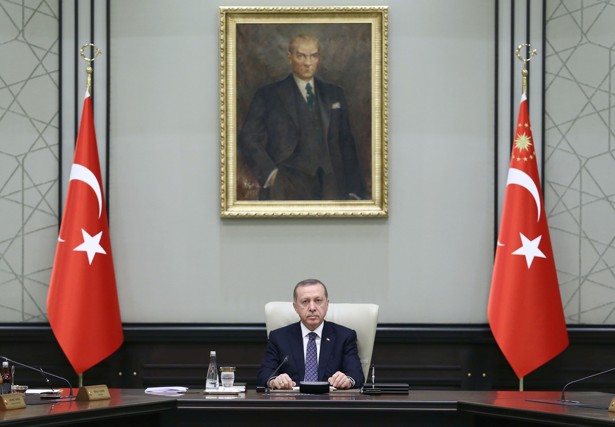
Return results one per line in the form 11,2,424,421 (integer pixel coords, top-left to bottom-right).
293,279,328,301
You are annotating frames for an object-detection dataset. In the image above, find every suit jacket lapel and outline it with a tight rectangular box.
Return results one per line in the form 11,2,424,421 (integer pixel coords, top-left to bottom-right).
289,322,305,379
277,74,300,129
318,321,335,380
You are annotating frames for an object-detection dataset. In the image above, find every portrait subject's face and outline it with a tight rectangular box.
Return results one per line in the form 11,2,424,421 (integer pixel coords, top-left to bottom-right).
288,40,320,81
293,283,329,330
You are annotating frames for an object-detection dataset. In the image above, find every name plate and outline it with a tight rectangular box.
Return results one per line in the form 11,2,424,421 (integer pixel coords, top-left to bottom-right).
0,393,26,410
76,385,111,401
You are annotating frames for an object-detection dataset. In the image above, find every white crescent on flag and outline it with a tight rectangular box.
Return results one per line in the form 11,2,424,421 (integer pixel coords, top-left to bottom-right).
506,168,541,222
497,168,542,248
57,163,103,243
69,163,103,218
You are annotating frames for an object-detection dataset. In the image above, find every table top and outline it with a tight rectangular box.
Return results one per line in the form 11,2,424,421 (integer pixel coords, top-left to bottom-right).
0,389,176,426
458,390,615,426
2,388,614,427
177,388,457,409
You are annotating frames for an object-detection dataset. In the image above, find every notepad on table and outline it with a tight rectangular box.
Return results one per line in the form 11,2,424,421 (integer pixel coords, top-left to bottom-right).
203,385,246,395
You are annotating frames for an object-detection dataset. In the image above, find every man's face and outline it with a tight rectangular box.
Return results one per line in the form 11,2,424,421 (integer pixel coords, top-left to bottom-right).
288,40,320,81
293,283,329,330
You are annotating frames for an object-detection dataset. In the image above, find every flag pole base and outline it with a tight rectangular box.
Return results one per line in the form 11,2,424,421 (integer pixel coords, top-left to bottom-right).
76,384,111,401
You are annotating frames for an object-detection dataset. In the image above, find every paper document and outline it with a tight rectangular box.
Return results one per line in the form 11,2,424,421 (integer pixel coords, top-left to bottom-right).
204,386,246,394
145,386,188,396
26,389,59,395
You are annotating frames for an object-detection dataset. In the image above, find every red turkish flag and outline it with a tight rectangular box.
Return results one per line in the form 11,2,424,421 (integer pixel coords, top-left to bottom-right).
48,90,123,375
488,94,568,379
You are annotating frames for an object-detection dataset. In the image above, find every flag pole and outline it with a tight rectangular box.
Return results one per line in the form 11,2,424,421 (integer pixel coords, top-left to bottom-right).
489,40,568,390
77,43,101,391
514,43,537,394
49,41,121,398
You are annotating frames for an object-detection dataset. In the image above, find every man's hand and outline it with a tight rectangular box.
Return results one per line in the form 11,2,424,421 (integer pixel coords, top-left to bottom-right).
268,373,296,390
328,371,352,389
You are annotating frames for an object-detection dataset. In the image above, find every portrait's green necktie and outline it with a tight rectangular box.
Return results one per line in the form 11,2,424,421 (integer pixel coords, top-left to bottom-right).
306,83,315,110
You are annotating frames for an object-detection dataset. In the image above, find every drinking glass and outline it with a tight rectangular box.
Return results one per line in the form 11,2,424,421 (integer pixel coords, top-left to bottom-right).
219,366,235,388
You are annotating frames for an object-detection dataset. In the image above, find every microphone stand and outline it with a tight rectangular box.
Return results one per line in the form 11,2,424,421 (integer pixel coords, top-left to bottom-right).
529,366,615,409
1,356,74,399
266,355,289,392
560,366,615,404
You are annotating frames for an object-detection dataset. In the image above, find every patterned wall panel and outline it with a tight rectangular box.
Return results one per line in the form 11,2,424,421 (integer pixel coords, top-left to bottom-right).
0,0,59,321
545,1,615,323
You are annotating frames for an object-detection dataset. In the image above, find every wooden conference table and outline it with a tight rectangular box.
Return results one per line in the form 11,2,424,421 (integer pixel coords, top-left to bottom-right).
2,388,615,426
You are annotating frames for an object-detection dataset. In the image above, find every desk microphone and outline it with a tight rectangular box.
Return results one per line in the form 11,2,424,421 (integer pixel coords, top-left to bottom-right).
1,356,74,399
560,366,615,403
371,364,375,388
266,355,289,389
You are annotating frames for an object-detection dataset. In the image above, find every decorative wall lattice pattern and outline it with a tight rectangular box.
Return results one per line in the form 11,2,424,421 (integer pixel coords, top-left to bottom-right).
0,0,59,321
545,0,615,323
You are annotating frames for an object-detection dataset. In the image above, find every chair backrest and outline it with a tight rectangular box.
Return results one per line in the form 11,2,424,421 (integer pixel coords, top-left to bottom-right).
264,301,379,380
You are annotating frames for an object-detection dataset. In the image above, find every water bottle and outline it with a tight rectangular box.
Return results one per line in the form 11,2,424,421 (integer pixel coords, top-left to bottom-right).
205,350,219,390
1,362,11,394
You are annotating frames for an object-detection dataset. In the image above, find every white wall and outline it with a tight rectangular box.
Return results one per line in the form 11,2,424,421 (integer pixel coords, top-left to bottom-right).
108,0,495,323
5,0,611,325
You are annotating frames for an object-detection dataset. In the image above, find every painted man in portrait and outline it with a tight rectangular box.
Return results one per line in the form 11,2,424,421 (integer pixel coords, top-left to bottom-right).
238,34,367,201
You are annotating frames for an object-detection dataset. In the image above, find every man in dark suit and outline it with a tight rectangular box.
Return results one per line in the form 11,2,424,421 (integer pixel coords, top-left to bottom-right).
257,279,364,390
239,34,366,200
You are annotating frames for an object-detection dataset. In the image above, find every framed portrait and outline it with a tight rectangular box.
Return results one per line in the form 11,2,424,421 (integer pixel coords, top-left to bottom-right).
219,6,388,218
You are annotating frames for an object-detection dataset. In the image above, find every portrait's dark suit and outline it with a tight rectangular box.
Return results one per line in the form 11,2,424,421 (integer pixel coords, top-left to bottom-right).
256,320,365,388
239,74,366,200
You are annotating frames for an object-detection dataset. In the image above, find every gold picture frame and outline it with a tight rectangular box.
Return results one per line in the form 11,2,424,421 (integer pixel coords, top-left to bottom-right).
220,6,388,218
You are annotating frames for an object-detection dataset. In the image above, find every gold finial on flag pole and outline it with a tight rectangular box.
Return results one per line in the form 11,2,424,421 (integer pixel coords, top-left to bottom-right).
79,43,102,93
515,43,537,95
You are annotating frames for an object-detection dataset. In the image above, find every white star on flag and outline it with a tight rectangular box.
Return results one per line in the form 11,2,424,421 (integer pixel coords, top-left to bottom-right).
512,232,546,268
73,229,107,265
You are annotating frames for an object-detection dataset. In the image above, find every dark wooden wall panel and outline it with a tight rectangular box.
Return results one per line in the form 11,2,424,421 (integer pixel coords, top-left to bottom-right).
1,324,614,394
